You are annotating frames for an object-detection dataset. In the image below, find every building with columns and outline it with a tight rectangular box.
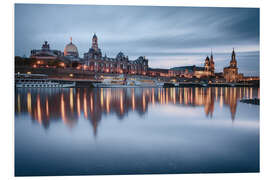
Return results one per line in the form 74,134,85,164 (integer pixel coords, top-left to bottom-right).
83,34,148,75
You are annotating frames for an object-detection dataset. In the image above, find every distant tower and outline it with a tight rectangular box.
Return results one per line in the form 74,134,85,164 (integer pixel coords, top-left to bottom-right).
204,56,210,71
230,48,237,68
223,48,239,82
210,49,215,73
92,33,98,51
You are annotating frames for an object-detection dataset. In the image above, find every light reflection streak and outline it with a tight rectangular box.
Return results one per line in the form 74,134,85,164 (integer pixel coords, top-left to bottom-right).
84,90,88,118
106,89,111,113
70,88,74,113
61,93,66,123
100,88,104,108
120,89,123,114
37,94,42,124
46,96,49,117
152,88,155,105
17,93,21,113
132,88,135,111
77,91,81,117
90,92,93,113
27,92,32,114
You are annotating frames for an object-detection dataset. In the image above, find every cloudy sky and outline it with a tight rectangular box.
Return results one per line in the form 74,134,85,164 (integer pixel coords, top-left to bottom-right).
15,4,259,76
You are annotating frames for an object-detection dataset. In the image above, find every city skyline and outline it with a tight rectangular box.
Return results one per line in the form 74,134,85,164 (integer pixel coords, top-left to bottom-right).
15,4,259,76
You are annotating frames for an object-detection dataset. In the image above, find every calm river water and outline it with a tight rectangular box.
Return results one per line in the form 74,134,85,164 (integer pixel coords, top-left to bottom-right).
15,87,260,176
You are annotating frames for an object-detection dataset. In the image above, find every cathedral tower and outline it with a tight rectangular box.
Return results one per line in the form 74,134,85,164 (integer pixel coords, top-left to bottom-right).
92,33,98,51
230,48,237,68
204,56,210,71
210,50,215,73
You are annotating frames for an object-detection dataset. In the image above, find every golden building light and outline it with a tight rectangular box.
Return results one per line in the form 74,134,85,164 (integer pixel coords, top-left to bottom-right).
59,62,65,68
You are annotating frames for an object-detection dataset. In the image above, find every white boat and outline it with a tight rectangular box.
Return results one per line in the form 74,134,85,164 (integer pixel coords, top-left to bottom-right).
15,73,76,88
93,76,164,88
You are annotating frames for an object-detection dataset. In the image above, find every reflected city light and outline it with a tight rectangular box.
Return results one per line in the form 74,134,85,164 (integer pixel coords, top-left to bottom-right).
152,88,155,105
61,93,67,123
15,87,259,135
90,92,94,113
27,92,32,114
46,96,49,117
37,94,42,124
120,89,124,114
17,93,21,113
132,88,135,111
106,89,111,113
77,91,81,117
70,88,74,113
84,90,88,118
100,88,104,107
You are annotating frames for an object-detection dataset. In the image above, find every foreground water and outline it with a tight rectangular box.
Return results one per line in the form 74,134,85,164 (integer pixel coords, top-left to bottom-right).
15,87,259,176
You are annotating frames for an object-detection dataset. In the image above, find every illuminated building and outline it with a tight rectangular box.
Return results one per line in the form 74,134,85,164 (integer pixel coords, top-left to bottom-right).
223,49,239,82
193,51,215,78
83,34,148,75
63,37,81,62
30,41,62,60
168,51,215,78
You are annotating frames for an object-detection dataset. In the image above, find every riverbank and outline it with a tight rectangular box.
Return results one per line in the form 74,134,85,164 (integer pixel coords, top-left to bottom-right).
240,98,260,105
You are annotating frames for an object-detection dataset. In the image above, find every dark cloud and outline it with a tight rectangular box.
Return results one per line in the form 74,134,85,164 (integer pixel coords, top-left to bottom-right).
15,4,259,76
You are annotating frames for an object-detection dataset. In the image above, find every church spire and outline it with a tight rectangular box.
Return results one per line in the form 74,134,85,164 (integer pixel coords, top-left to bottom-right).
230,48,237,68
232,48,235,59
92,33,98,51
210,49,214,61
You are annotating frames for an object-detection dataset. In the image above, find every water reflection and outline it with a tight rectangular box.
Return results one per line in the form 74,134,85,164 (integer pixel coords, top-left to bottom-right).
15,87,259,134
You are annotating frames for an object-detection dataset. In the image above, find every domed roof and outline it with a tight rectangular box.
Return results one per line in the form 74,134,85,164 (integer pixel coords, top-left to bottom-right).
64,37,79,57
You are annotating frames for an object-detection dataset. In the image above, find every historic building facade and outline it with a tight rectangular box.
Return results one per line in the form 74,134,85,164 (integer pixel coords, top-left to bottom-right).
223,49,239,82
83,34,148,75
167,51,215,78
193,51,215,78
30,41,63,60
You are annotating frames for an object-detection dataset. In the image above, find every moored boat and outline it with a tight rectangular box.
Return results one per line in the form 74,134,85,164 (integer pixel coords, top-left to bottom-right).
15,73,76,88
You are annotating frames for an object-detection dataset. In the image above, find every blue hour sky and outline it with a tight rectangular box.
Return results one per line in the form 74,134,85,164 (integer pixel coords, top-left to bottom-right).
15,4,259,76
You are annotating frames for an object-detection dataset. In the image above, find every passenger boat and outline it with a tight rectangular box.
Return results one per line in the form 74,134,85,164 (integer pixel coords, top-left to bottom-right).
93,75,164,88
15,73,76,88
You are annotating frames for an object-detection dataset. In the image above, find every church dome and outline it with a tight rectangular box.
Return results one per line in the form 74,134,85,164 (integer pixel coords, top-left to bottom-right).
64,37,79,57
